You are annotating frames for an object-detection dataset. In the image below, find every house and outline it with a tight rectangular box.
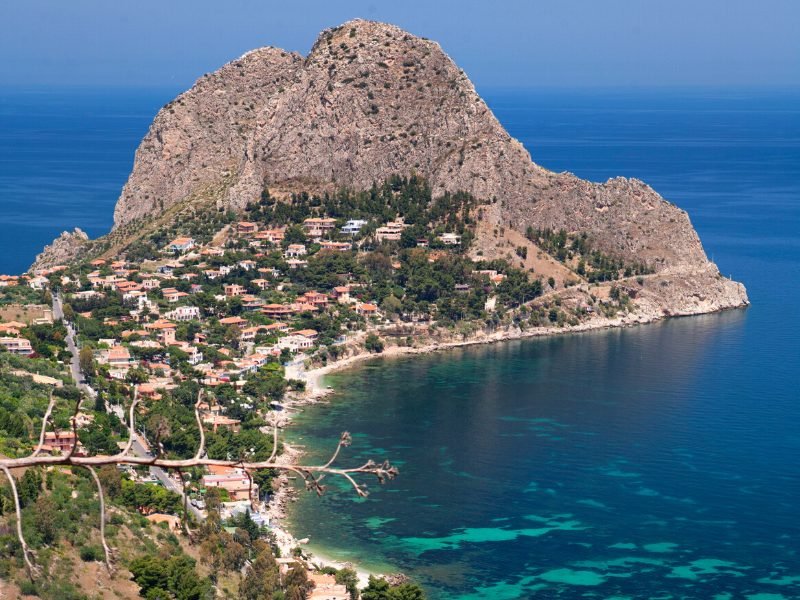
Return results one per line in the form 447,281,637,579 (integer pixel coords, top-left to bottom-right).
319,241,352,252
164,306,201,321
256,229,285,244
174,343,203,365
294,329,318,341
167,237,195,253
137,383,163,401
224,284,246,297
292,302,318,314
284,244,307,258
0,337,33,356
241,295,265,311
341,219,367,235
309,572,350,600
331,286,351,304
106,345,132,368
440,232,462,245
0,321,26,335
238,260,256,271
239,326,265,343
356,302,378,316
277,335,314,352
302,217,337,238
285,258,308,269
144,320,177,344
202,414,241,433
116,280,141,293
262,304,294,318
236,221,258,236
0,275,20,288
375,218,409,242
219,316,247,327
142,278,161,290
201,468,258,501
27,276,49,290
162,288,188,303
123,289,147,303
299,291,328,307
251,278,269,290
43,431,78,454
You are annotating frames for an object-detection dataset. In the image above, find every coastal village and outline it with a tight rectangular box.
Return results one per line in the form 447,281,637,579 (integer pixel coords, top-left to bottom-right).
0,177,649,598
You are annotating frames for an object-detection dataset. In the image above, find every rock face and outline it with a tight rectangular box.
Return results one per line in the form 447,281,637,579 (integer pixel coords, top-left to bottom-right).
32,228,89,270
38,19,748,310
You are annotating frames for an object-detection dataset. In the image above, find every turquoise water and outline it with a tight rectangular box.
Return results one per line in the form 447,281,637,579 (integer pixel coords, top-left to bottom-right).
287,89,800,598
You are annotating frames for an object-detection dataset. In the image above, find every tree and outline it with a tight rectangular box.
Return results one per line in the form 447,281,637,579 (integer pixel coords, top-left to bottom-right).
240,542,280,600
365,333,384,353
79,346,94,376
361,576,391,600
32,496,57,544
336,568,360,600
62,302,75,322
126,366,150,384
285,562,313,600
130,553,212,600
18,469,42,507
361,578,426,600
387,584,426,600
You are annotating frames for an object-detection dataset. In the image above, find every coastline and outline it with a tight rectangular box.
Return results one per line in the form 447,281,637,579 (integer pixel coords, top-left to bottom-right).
267,300,748,584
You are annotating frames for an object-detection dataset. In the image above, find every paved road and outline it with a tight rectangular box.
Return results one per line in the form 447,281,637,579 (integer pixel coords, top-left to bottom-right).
53,292,204,522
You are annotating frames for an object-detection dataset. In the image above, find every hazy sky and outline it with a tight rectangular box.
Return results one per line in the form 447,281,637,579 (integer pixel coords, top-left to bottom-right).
1,0,798,90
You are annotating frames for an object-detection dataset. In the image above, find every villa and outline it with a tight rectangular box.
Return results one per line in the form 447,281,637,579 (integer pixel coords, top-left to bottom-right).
167,237,195,253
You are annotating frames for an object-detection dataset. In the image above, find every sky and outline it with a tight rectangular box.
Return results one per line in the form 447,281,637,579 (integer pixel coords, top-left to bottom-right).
1,0,799,91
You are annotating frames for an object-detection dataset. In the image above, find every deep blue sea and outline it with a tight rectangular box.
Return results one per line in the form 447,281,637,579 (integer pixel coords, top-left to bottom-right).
0,88,173,274
1,87,798,598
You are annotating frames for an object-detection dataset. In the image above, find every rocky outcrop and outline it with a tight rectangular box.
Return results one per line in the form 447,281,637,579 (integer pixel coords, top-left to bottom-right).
36,19,748,309
31,228,89,271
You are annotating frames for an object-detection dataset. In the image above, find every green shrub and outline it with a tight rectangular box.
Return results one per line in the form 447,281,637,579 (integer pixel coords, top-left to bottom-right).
79,545,100,562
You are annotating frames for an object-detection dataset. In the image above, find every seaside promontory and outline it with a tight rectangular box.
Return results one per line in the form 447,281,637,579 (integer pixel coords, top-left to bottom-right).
32,19,747,317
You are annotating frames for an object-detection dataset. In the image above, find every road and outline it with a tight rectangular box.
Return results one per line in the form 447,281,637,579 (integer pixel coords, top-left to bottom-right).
53,292,205,522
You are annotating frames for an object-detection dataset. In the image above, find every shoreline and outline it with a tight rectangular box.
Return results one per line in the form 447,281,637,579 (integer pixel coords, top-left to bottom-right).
267,302,748,584
264,404,380,588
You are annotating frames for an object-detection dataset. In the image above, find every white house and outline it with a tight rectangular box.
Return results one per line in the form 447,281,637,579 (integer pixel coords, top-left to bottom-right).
277,334,314,352
165,306,201,321
167,237,195,253
440,232,462,245
341,219,368,235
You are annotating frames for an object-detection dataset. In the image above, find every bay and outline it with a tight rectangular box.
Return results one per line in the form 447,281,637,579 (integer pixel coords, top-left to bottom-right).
287,88,800,599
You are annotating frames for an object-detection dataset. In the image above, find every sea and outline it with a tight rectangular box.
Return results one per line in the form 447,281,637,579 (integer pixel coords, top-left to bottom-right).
1,86,799,599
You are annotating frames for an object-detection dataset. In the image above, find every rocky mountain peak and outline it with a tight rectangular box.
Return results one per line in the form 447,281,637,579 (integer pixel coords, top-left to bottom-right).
33,20,748,313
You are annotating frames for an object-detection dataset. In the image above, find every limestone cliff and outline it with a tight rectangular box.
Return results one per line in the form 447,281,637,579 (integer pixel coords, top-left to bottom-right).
32,228,89,270
32,19,748,312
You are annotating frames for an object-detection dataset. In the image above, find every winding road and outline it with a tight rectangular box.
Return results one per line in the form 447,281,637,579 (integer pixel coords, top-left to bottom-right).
53,292,204,521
